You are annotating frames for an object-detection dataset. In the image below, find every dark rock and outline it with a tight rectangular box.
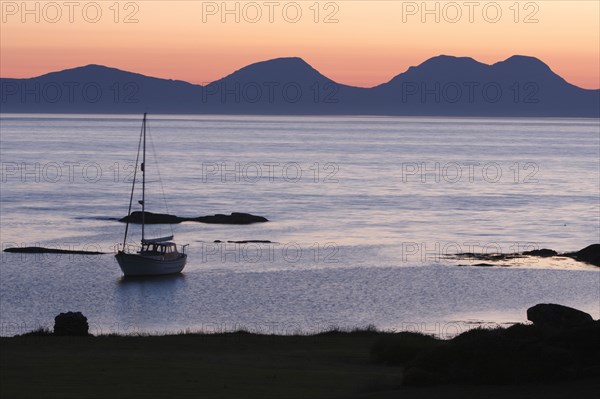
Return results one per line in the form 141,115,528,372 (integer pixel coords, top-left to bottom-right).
195,213,268,224
457,263,497,267
3,247,104,254
523,248,558,257
120,211,268,225
564,244,600,266
120,211,184,224
527,304,594,330
227,240,272,244
453,252,524,262
54,311,89,336
451,245,600,268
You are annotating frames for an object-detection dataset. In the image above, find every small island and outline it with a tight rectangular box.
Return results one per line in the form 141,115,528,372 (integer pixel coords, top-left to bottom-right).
119,211,268,225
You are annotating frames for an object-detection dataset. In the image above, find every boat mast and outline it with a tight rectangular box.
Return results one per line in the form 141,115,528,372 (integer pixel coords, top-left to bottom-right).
141,112,147,242
121,114,145,251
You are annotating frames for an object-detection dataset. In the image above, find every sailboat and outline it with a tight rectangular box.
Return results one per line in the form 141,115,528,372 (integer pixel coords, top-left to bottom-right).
115,113,188,276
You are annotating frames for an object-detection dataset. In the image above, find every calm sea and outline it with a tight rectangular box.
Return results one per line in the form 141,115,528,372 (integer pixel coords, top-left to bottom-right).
1,114,598,336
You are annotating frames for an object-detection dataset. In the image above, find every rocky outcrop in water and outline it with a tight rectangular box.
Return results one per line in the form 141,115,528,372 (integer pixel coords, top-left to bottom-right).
119,211,268,225
522,248,558,257
453,244,600,267
3,247,104,254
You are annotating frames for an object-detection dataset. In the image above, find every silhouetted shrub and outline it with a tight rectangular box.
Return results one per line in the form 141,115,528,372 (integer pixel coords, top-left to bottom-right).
53,311,89,336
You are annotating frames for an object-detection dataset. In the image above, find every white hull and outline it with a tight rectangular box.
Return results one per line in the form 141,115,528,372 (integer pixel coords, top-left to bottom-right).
115,252,187,277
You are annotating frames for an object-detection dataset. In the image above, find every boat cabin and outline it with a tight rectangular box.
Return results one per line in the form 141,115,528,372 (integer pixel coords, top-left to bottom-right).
140,242,179,256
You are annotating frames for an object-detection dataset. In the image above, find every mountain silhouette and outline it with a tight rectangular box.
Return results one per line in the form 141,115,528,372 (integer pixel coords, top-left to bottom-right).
372,55,599,116
1,56,598,117
199,57,368,114
0,64,201,114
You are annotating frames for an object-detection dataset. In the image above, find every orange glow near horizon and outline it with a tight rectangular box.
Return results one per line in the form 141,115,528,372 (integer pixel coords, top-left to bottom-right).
1,1,598,89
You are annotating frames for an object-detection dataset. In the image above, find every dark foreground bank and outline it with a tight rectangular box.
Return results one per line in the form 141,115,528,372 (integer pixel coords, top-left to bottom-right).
1,330,599,399
1,304,599,399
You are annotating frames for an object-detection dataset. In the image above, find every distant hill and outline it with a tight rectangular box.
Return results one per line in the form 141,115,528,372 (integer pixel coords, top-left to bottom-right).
371,55,599,117
0,64,201,114
1,56,598,117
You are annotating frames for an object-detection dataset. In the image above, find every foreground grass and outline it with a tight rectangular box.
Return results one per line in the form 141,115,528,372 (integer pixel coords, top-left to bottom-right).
2,329,599,399
0,331,401,399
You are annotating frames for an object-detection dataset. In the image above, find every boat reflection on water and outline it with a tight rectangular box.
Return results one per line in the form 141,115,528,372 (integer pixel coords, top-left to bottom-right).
117,272,187,286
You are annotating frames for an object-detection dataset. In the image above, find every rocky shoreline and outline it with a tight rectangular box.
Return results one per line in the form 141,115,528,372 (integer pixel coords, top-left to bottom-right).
451,244,600,267
372,303,599,386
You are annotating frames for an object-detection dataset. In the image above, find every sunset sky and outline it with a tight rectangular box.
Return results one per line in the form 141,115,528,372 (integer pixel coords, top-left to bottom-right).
1,1,599,89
